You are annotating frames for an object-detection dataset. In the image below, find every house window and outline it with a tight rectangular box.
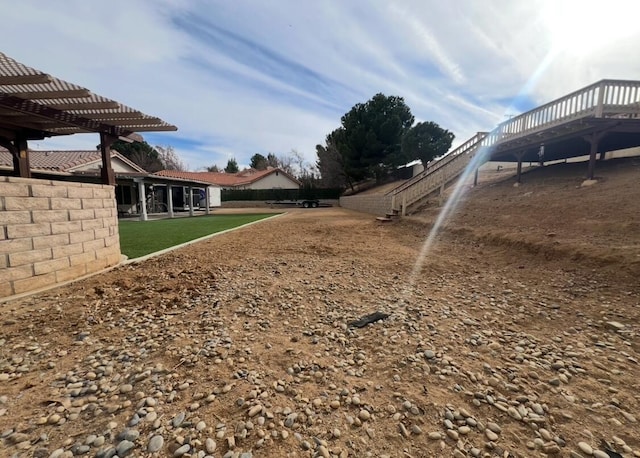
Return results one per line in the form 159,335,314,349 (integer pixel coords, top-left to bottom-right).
116,185,133,205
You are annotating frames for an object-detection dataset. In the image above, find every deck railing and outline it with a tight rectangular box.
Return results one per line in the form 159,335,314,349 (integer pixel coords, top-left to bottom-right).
385,80,640,215
389,132,487,213
489,79,640,144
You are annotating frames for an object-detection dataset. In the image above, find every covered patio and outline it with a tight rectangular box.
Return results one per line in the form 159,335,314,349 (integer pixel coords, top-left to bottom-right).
0,51,177,298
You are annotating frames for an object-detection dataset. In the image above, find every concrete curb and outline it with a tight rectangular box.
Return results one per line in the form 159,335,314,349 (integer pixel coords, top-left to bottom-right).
123,212,286,264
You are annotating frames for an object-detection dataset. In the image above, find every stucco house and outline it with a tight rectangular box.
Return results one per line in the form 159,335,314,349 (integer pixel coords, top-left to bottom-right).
0,148,214,216
155,167,301,190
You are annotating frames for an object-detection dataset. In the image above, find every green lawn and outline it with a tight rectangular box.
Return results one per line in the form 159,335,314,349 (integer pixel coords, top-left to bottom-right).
118,214,277,259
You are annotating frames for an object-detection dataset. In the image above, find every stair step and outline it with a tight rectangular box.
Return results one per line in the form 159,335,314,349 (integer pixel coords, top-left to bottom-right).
376,216,392,223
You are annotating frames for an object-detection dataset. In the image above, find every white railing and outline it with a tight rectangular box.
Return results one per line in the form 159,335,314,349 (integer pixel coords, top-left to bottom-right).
489,79,640,144
390,132,487,213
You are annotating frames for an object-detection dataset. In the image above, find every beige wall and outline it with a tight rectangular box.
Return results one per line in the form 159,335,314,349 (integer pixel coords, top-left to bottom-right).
339,195,393,216
0,176,121,299
239,172,300,190
72,157,139,173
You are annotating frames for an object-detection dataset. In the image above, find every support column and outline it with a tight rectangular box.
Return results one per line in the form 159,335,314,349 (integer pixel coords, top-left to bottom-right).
167,184,174,218
137,180,148,221
14,135,31,178
514,151,525,184
401,194,407,217
473,168,479,187
99,132,116,186
188,187,194,217
585,132,605,180
204,187,210,215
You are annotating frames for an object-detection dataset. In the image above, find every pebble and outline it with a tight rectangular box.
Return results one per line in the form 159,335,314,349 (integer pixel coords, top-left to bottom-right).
205,438,217,453
115,440,135,457
173,444,191,456
148,435,164,453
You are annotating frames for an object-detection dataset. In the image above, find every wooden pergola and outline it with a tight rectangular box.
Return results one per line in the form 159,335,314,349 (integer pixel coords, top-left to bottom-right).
0,52,176,185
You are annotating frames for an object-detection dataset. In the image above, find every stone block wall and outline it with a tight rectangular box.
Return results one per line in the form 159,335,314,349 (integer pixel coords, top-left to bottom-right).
0,176,121,298
339,195,393,216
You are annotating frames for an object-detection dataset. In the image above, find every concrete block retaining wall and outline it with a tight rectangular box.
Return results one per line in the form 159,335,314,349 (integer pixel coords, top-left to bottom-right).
0,176,121,298
339,195,393,216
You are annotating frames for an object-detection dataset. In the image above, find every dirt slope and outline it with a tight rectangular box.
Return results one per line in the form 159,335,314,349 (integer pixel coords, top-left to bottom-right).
0,159,639,458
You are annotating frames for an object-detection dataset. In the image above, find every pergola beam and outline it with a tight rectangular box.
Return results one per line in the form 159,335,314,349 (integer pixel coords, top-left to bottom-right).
0,74,52,85
0,93,130,137
5,89,91,99
45,101,120,110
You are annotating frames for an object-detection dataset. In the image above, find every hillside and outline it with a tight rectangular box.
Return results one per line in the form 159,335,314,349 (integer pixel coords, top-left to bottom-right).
411,157,640,281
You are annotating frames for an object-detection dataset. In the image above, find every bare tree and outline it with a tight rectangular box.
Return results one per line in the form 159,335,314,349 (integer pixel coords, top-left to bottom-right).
156,145,188,171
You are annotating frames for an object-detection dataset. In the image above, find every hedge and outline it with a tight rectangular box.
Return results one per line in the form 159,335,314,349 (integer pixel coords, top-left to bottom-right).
221,188,342,202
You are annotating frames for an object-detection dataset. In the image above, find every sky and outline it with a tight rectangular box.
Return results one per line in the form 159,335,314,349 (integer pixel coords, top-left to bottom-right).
3,0,640,171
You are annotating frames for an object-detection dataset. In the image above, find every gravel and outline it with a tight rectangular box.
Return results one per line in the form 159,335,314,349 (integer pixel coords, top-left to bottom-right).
1,209,639,457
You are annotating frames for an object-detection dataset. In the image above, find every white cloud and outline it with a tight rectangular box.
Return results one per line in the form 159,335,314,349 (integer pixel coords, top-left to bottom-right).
4,0,640,170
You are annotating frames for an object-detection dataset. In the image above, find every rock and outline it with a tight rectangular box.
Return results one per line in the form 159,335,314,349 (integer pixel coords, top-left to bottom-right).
606,321,625,331
173,444,191,456
428,432,441,440
284,413,298,428
148,435,164,453
115,440,135,457
358,409,371,421
577,442,593,454
119,429,140,442
485,429,499,441
172,412,186,428
119,384,133,393
205,438,217,453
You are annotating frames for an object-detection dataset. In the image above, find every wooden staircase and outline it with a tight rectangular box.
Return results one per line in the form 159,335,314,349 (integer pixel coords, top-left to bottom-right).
386,132,488,216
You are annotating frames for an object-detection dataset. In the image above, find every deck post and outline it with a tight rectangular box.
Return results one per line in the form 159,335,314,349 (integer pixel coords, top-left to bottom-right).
137,179,148,221
586,134,600,180
204,187,210,215
401,194,407,217
167,184,174,218
473,168,479,186
514,151,525,183
391,194,396,212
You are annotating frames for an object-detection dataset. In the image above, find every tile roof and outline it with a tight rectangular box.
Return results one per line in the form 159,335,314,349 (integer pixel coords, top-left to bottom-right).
154,167,301,187
0,148,146,173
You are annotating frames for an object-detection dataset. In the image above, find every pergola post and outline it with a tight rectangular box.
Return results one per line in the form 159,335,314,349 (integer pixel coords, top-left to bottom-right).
188,187,194,217
204,187,210,215
99,132,116,186
137,180,148,221
14,135,31,178
167,184,174,218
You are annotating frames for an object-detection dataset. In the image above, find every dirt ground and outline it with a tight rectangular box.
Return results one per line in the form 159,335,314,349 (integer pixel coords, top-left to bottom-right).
1,158,639,458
